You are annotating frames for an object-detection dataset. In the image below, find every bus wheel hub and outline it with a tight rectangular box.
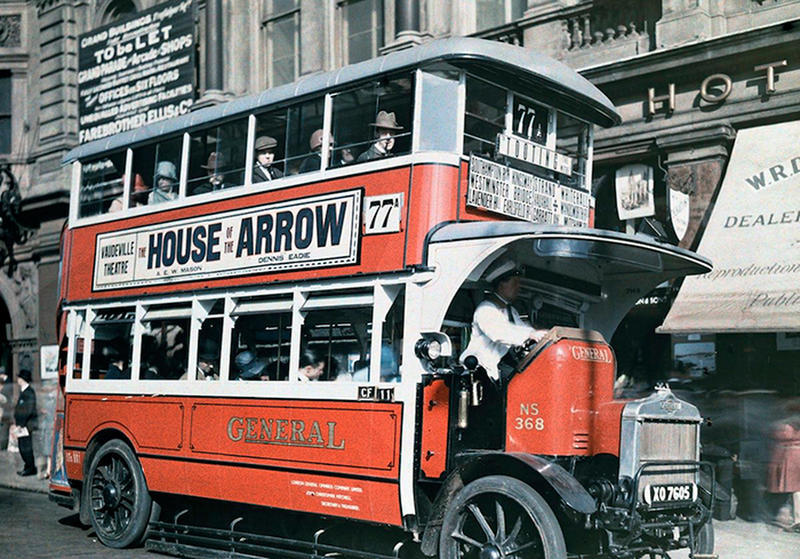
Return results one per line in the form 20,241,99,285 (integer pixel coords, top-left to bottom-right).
101,483,119,508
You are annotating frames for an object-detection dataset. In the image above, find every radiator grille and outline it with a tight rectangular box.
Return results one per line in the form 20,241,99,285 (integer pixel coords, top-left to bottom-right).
638,420,697,491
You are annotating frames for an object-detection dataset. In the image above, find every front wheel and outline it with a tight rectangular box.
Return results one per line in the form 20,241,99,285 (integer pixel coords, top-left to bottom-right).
87,439,153,548
439,475,566,559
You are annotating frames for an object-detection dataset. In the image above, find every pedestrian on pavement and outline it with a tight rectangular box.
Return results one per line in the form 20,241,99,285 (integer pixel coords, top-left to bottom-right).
766,400,800,531
13,367,37,476
0,367,13,450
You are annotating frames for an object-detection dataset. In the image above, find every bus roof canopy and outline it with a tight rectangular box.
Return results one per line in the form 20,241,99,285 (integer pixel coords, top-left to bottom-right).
65,37,621,164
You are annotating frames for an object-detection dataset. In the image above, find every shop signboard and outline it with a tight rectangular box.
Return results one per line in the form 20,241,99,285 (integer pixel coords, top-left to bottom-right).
77,0,196,144
660,120,800,333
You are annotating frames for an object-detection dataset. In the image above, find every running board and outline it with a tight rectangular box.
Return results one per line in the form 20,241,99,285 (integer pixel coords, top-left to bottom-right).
146,516,409,559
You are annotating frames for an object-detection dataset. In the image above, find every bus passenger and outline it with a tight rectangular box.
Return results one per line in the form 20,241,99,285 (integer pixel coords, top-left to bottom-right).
253,136,283,181
197,338,220,381
298,348,325,381
299,130,353,173
194,152,228,195
103,341,130,380
299,129,325,173
460,261,547,381
109,173,149,212
149,161,178,205
357,111,403,163
234,350,267,380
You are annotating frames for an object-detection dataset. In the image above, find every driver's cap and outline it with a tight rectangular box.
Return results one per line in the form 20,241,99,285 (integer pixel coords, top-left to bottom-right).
486,260,522,284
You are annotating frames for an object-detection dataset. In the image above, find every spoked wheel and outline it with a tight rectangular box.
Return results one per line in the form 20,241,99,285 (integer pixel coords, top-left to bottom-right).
439,475,566,559
87,439,153,548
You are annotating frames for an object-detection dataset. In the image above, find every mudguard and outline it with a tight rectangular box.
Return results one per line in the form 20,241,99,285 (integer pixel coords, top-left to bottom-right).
419,451,596,556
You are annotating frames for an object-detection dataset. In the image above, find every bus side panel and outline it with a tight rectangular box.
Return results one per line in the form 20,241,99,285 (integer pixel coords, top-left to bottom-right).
404,163,460,266
141,458,403,526
64,395,404,525
188,399,401,477
65,396,185,451
64,167,412,302
419,379,449,479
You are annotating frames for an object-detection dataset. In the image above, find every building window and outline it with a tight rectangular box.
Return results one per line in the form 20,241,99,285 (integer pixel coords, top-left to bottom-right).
339,0,384,65
101,0,137,25
475,0,526,32
262,0,300,88
0,71,10,154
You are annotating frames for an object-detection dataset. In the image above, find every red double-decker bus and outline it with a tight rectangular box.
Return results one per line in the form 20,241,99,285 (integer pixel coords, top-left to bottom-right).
49,38,715,559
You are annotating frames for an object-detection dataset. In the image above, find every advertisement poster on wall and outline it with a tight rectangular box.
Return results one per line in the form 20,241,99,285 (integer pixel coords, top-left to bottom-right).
77,0,196,144
615,164,655,220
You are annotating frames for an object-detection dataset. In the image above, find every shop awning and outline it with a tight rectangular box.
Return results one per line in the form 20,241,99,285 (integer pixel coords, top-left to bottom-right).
659,121,800,334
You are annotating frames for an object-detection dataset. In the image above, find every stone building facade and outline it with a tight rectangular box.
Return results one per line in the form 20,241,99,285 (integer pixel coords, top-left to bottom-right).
1,1,798,461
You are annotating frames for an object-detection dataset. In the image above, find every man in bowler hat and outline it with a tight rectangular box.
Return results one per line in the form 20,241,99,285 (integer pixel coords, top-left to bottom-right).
357,111,403,163
253,136,283,182
14,367,37,476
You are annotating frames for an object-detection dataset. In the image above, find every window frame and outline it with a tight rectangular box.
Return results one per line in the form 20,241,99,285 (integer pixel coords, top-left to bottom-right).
64,279,409,393
261,0,301,88
462,71,594,192
337,0,385,66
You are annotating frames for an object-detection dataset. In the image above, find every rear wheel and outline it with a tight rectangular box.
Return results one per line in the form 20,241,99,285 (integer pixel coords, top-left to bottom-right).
87,439,153,548
439,475,566,559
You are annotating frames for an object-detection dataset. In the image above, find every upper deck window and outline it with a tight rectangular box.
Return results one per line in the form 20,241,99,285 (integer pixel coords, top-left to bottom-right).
188,118,249,196
284,97,325,175
79,151,126,217
330,74,413,167
462,74,592,192
130,137,183,208
463,77,506,158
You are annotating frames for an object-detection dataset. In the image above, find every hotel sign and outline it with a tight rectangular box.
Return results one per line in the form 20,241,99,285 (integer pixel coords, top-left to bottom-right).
93,190,361,290
467,155,591,227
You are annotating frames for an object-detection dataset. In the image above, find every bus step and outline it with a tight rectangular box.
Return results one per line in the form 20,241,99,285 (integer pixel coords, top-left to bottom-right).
147,519,405,559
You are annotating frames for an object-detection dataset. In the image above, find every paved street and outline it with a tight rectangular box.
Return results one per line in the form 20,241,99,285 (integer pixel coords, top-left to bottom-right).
1,485,799,559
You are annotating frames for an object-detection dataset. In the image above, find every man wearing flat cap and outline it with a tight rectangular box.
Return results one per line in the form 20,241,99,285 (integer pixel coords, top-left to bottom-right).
253,136,283,182
357,110,403,163
460,260,547,381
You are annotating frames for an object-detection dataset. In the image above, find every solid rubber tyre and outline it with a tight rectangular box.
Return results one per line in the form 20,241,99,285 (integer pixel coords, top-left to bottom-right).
439,475,567,559
86,439,153,548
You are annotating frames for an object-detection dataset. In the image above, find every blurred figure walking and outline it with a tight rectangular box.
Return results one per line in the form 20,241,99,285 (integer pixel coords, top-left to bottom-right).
766,400,800,530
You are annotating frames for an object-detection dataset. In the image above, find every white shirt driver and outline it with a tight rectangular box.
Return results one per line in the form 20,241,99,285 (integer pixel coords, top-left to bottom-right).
460,296,535,381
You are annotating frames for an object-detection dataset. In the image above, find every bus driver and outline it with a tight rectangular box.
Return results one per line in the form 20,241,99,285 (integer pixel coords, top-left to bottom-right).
460,260,547,381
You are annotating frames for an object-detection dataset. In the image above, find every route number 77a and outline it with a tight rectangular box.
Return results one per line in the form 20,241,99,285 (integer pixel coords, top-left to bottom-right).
364,193,403,234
